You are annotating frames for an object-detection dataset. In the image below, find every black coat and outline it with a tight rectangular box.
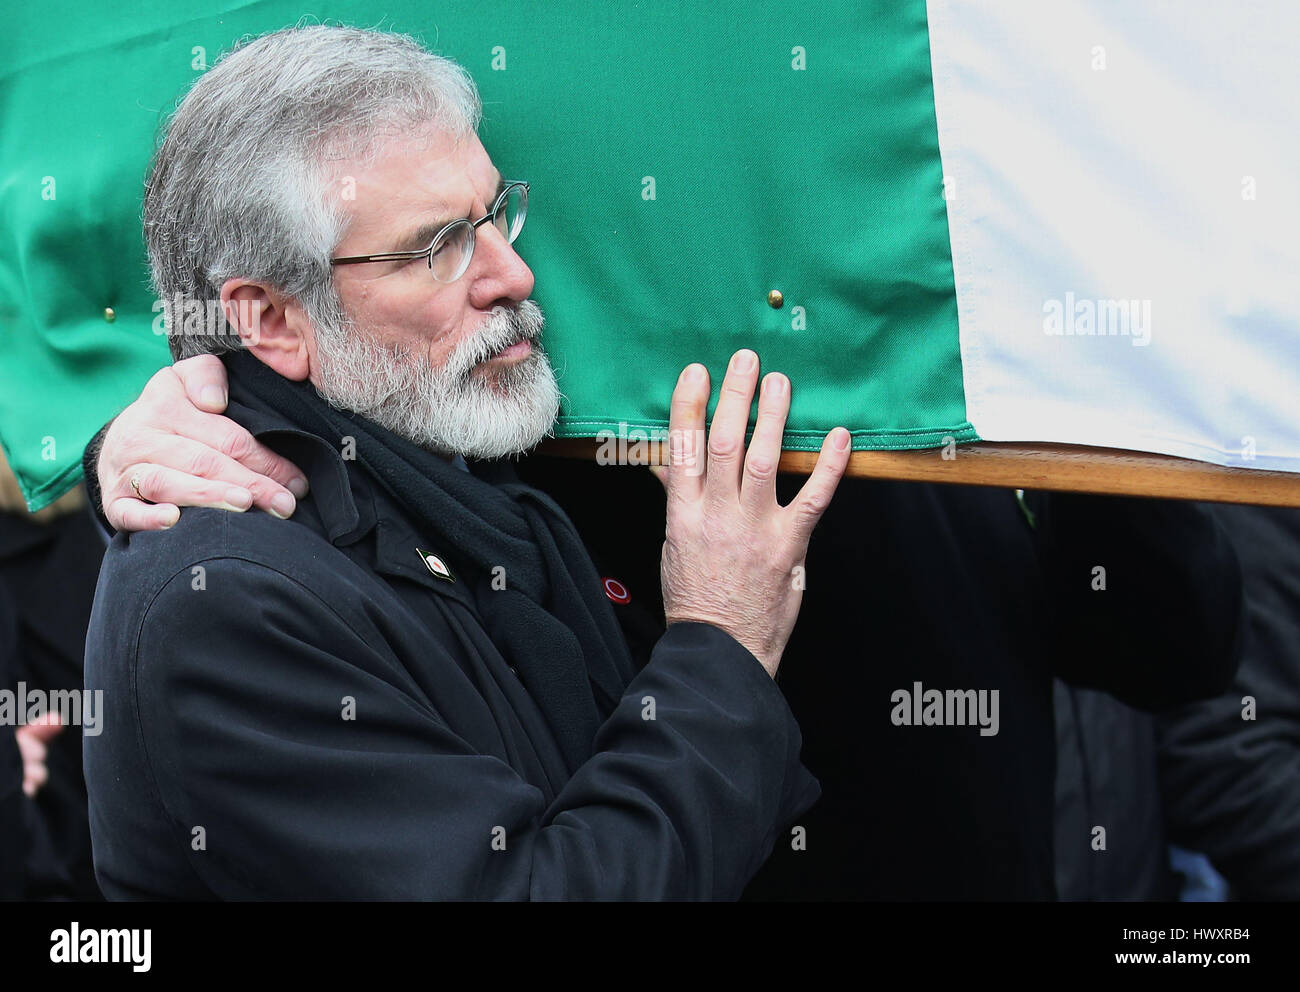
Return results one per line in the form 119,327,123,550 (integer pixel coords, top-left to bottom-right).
82,402,817,900
1053,684,1174,901
1157,504,1300,899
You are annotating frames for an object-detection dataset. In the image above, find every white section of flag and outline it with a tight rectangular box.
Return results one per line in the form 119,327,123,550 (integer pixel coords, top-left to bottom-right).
926,0,1300,471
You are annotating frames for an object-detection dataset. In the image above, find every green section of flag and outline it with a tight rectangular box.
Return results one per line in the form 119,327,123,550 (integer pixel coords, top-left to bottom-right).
0,1,970,510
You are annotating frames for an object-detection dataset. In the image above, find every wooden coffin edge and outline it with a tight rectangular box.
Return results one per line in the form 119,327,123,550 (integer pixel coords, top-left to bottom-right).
540,438,1300,507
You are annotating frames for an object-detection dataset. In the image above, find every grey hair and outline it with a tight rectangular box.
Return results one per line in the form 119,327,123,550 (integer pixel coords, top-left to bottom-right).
144,25,482,361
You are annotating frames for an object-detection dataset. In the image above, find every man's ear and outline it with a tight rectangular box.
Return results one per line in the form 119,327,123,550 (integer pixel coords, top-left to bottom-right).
219,279,313,381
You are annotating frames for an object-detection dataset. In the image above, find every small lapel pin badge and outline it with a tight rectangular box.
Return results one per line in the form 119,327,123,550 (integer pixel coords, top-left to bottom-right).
416,547,455,582
602,576,631,604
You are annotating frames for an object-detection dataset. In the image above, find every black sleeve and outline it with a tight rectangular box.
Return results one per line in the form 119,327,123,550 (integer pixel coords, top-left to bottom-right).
1156,504,1300,899
80,421,114,538
1035,492,1244,710
130,558,817,900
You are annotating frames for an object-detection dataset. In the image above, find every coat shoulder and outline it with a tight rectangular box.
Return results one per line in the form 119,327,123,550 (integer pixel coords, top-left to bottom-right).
101,506,343,608
88,506,376,679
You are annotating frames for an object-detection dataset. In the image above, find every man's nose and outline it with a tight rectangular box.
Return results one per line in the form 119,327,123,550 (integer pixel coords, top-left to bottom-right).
467,223,534,308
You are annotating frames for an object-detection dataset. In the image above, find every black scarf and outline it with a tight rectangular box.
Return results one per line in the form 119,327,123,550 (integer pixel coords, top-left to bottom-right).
224,351,637,774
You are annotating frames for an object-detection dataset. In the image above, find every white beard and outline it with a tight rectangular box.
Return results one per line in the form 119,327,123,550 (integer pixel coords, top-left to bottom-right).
311,298,561,459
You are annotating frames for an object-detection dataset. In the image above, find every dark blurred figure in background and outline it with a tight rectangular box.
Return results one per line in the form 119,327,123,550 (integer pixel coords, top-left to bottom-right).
1054,501,1300,902
0,452,103,900
738,482,1241,900
1,578,23,899
1157,504,1300,900
1053,682,1177,900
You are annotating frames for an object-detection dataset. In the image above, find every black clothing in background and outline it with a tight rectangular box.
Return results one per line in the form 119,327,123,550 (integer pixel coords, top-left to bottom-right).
0,583,24,899
1054,683,1176,901
0,505,105,900
517,460,1243,900
1157,504,1300,899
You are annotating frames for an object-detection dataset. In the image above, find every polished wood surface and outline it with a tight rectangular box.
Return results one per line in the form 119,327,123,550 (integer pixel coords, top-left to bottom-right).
540,438,1300,507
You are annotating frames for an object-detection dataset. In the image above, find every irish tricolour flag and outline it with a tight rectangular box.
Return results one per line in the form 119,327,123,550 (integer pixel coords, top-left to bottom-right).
1,0,1297,509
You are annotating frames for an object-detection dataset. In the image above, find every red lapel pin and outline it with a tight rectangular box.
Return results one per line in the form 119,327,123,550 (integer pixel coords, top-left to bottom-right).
602,576,631,605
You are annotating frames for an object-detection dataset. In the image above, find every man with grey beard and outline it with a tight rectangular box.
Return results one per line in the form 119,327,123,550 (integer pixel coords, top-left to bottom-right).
81,26,849,900
316,298,556,460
